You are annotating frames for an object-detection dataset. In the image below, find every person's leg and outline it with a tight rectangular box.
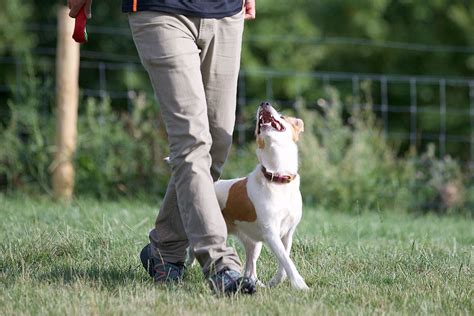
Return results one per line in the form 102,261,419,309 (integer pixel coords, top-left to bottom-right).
129,11,241,276
148,177,188,264
148,9,245,270
200,11,245,181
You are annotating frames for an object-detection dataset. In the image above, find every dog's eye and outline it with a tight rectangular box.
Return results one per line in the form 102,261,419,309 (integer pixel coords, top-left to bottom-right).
280,115,286,119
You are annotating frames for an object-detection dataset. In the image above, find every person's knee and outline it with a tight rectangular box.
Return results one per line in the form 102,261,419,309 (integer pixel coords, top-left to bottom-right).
169,134,213,171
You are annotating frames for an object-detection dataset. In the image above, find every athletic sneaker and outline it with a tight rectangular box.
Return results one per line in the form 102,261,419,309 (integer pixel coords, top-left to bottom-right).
139,243,184,282
208,268,256,295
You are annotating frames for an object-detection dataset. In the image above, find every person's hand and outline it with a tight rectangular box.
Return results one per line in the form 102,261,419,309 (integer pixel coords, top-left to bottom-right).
244,0,256,20
68,0,92,19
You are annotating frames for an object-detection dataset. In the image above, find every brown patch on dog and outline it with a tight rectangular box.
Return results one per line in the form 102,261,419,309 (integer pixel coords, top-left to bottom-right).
284,117,304,142
257,136,265,149
222,178,257,229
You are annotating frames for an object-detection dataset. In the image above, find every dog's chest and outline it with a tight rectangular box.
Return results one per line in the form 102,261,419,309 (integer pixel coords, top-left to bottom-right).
216,172,302,239
231,177,301,240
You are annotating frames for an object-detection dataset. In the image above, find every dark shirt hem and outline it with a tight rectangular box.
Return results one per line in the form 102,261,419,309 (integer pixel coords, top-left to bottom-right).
122,4,242,19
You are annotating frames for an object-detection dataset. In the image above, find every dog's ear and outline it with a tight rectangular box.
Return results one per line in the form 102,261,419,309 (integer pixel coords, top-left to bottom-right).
293,118,304,133
285,117,304,142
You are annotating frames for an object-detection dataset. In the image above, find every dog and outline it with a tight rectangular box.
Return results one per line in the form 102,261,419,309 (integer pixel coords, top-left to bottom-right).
188,101,308,290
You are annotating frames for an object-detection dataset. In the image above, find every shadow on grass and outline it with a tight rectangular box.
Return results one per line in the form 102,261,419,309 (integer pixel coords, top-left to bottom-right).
35,264,148,288
30,263,207,292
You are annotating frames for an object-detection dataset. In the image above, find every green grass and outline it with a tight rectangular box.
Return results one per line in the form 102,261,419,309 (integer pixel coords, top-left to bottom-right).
0,195,472,315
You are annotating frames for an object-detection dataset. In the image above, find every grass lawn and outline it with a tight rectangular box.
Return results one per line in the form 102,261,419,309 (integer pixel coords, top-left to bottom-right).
0,195,472,315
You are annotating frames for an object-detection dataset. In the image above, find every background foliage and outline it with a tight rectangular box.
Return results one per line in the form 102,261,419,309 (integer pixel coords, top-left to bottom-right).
0,0,473,213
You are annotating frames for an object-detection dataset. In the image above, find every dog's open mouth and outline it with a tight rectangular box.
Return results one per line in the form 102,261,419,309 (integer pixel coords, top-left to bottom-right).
258,109,286,134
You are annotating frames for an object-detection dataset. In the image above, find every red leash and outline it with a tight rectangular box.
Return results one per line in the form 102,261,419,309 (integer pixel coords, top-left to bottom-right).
72,6,88,43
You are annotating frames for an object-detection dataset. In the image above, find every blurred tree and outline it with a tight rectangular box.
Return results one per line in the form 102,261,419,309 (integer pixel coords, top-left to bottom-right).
243,0,474,94
0,0,34,55
1,0,473,157
241,0,474,160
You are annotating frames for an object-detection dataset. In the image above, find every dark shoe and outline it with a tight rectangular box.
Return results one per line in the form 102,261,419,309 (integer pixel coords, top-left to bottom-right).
140,243,185,282
208,268,256,295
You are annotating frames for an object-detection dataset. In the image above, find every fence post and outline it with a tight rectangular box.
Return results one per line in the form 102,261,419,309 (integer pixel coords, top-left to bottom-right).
409,78,417,148
439,79,446,158
380,76,388,137
470,81,474,169
52,6,80,201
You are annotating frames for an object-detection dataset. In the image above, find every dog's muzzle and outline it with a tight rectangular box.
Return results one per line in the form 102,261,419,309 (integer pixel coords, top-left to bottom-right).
257,102,286,134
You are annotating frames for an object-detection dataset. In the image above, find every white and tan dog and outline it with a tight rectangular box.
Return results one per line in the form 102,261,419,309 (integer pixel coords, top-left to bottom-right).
188,101,308,290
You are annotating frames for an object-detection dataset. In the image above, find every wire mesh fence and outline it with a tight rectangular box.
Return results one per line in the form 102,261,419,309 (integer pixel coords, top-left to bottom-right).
1,54,473,166
238,69,474,164
1,22,471,165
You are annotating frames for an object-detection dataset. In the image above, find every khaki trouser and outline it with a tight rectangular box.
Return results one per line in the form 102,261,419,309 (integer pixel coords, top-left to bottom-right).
129,10,244,276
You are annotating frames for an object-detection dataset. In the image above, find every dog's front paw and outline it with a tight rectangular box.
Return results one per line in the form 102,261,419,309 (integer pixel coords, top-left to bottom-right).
255,279,266,288
291,276,309,290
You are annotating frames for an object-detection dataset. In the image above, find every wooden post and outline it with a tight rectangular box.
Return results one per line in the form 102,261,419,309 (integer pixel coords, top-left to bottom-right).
52,6,80,201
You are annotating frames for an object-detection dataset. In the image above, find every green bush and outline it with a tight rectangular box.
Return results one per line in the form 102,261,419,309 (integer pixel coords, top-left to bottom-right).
291,87,410,212
242,86,469,215
75,96,170,198
221,144,258,180
0,69,470,214
0,66,170,198
0,62,53,194
404,144,469,215
0,0,33,55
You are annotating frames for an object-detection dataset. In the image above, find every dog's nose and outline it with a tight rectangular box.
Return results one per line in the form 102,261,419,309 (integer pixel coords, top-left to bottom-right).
260,101,272,109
